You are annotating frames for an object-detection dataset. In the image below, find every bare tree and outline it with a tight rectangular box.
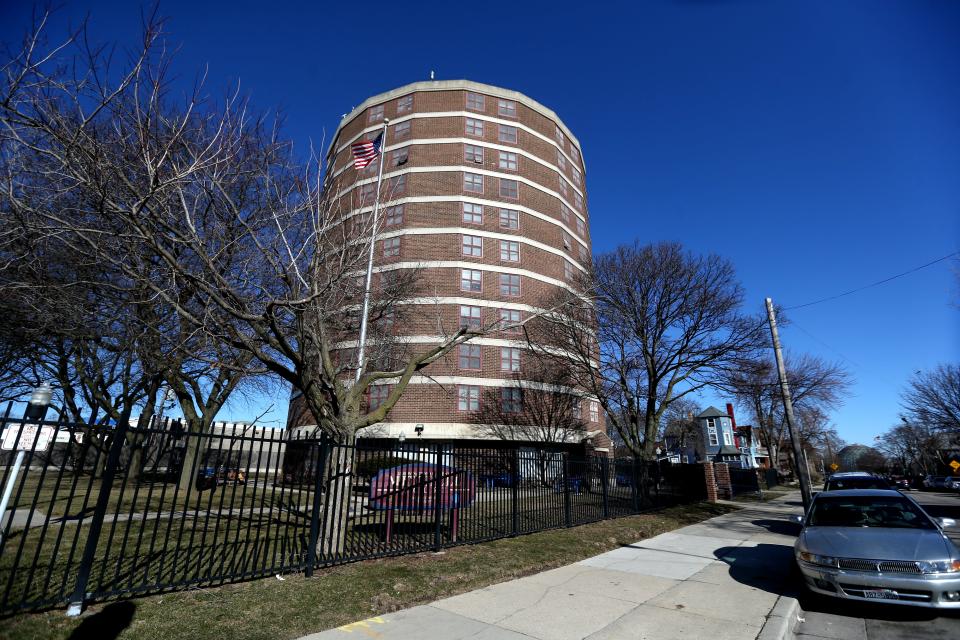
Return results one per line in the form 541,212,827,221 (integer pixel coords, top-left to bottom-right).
529,241,764,460
661,397,702,459
472,358,587,487
726,352,852,473
901,364,960,438
876,419,948,476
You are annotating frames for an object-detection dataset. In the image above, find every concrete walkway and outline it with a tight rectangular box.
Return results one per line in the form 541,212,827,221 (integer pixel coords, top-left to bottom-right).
301,494,804,640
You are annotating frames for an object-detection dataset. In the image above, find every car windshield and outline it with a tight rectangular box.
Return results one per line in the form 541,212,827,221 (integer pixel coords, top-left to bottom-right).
825,477,890,491
807,496,935,529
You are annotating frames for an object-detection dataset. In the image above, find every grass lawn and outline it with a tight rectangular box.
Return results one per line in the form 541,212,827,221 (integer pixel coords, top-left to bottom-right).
0,501,732,640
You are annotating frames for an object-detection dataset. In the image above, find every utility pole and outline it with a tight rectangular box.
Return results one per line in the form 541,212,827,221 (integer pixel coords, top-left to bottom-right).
765,298,813,510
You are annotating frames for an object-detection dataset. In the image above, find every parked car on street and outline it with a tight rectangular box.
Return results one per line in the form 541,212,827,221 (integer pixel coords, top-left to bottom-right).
945,477,960,491
823,472,892,492
891,476,911,491
794,489,960,608
923,476,950,490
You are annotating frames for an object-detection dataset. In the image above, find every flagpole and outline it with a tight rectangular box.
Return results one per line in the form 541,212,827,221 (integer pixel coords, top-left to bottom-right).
355,118,390,384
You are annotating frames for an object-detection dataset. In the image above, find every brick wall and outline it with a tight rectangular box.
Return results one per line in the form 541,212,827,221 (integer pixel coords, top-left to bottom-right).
703,462,718,503
714,463,733,500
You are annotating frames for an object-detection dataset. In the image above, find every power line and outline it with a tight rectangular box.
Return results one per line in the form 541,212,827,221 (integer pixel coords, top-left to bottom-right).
785,251,959,311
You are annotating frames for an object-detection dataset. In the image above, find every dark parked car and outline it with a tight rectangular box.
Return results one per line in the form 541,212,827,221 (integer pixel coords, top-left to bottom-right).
823,472,892,492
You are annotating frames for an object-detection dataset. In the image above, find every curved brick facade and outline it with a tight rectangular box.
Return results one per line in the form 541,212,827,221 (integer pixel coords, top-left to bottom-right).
288,80,605,443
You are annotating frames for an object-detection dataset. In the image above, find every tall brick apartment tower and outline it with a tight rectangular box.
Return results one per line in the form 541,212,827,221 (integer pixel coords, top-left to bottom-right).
287,80,606,448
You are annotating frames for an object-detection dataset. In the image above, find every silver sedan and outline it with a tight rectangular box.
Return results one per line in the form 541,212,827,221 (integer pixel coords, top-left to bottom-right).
794,489,960,608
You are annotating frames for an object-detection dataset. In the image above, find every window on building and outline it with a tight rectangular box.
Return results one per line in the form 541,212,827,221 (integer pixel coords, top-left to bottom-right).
498,99,517,117
380,271,396,292
576,218,585,236
578,244,588,263
369,105,384,122
393,121,411,139
460,305,482,328
462,202,483,224
380,310,396,332
572,168,582,187
462,234,483,257
392,147,409,166
707,418,719,446
458,385,480,411
459,344,481,370
499,308,521,333
360,183,376,202
555,125,564,146
557,151,566,172
571,146,580,164
575,193,584,210
464,172,484,194
368,384,391,410
498,124,518,144
382,237,400,257
559,178,568,198
390,174,406,195
562,231,572,251
498,151,518,171
500,178,518,199
723,431,733,446
572,397,582,415
564,260,575,281
397,95,413,113
464,144,484,164
500,273,521,297
499,208,519,229
501,387,523,413
589,401,599,423
560,204,570,223
500,347,521,372
385,205,403,226
461,268,482,292
466,92,485,111
465,117,484,137
500,240,519,262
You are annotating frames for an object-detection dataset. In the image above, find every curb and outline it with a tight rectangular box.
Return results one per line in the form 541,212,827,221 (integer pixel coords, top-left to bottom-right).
756,594,801,640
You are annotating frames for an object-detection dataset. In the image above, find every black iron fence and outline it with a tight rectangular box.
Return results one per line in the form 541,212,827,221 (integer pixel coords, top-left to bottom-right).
0,414,708,615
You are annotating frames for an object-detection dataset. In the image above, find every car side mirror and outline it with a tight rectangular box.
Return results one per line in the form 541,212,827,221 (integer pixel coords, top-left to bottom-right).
939,518,957,528
790,514,804,525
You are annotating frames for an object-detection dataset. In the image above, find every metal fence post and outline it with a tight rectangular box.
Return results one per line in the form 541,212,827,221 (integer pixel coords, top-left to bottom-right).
600,456,609,519
511,448,519,535
562,453,572,528
305,435,330,577
66,422,129,616
433,443,444,551
631,458,640,512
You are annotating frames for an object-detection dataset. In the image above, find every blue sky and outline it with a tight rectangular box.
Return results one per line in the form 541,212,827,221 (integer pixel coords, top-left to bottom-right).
3,1,957,445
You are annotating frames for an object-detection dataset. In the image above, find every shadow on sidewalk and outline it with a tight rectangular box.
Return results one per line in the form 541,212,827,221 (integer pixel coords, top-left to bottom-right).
750,519,801,536
713,544,801,597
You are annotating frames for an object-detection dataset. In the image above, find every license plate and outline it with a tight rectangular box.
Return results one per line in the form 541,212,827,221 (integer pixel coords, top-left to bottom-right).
863,589,898,600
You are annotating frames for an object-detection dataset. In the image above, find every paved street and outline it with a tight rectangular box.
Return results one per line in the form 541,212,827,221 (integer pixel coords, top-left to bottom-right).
300,495,804,640
793,489,960,640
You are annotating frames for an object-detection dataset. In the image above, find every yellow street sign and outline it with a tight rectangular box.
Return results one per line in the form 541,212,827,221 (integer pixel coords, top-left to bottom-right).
950,460,960,471
830,463,839,471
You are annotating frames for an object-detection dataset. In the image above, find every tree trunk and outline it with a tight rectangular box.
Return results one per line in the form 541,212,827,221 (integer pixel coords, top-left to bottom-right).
317,434,355,559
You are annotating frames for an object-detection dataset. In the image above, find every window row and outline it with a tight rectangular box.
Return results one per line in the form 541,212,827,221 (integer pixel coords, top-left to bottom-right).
367,94,415,125
459,305,522,332
456,345,522,372
459,235,520,261
463,173,519,199
463,144,518,171
466,92,517,119
465,118,518,144
460,269,521,297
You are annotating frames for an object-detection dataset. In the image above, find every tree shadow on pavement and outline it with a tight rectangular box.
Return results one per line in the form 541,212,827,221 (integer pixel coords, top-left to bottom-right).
750,519,801,536
67,601,136,640
713,544,802,598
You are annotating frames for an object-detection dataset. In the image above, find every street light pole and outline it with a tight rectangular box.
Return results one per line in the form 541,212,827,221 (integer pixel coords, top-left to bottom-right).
765,298,813,511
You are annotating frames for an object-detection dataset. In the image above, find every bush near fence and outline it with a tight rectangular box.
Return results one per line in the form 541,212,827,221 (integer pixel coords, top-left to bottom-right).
0,416,710,615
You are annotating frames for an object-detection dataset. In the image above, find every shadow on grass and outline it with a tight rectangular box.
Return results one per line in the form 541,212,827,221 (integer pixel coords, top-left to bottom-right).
68,601,135,640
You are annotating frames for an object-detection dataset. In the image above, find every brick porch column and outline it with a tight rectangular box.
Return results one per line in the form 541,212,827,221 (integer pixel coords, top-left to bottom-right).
714,463,732,500
703,461,718,502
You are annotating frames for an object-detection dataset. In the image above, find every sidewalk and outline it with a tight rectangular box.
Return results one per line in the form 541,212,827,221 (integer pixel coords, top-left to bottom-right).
300,494,804,640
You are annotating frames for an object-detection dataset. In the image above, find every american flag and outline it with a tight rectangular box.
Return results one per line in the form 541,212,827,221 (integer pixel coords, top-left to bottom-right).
351,132,383,170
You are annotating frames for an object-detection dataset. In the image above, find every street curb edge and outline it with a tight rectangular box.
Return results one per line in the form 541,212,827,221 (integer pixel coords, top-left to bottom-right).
756,594,801,640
